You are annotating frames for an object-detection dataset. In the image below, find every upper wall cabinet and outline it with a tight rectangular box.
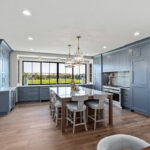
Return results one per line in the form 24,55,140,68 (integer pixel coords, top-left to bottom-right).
0,39,12,89
102,49,132,72
130,42,150,58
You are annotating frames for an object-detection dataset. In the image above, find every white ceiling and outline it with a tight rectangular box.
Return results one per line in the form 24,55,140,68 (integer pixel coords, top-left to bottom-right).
0,0,150,56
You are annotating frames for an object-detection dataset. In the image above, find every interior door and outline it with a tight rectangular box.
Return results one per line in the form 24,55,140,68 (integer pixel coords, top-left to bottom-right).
131,57,148,115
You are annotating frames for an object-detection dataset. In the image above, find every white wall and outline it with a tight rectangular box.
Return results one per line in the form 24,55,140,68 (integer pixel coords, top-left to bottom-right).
10,51,93,87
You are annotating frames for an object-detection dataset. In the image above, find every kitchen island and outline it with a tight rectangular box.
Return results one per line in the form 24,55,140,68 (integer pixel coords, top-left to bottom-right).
50,86,113,133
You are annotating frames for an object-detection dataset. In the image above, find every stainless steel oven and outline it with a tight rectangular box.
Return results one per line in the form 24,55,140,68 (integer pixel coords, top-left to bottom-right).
103,85,122,108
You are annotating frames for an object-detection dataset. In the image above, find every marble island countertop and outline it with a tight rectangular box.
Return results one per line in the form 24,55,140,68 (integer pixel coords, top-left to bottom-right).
50,86,112,99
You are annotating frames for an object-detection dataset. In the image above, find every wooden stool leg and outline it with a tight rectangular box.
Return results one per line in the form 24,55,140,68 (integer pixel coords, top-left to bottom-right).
66,108,68,126
56,107,58,126
94,109,97,130
80,112,82,123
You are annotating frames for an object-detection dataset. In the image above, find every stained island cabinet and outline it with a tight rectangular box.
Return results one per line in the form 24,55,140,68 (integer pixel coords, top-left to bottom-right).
0,39,14,115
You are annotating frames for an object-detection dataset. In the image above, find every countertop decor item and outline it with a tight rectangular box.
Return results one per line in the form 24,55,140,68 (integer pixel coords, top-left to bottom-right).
70,80,80,92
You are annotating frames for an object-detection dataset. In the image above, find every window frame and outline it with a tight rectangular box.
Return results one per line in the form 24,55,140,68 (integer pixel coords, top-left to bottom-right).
22,61,87,85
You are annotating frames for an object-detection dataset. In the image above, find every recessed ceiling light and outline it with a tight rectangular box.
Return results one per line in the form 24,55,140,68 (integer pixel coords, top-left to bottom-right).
30,48,34,51
22,9,31,16
28,37,33,41
134,32,140,36
103,46,107,49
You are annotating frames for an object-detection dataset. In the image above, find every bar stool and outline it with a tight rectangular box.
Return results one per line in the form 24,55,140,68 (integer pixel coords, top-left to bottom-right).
66,95,88,134
49,89,62,126
54,97,62,126
86,94,107,130
49,89,55,117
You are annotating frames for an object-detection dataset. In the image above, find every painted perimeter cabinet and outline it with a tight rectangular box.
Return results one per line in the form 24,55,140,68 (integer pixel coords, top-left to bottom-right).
0,39,12,89
93,55,102,90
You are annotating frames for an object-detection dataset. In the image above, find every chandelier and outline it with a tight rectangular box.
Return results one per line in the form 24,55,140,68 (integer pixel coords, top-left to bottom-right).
74,36,84,65
65,44,74,68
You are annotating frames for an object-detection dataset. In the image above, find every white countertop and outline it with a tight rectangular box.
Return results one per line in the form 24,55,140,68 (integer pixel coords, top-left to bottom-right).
0,87,16,92
50,86,112,99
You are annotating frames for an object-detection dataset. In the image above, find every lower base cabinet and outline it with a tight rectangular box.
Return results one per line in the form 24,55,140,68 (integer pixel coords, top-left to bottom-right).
121,88,131,109
80,84,93,89
0,88,16,115
18,85,94,102
18,87,40,102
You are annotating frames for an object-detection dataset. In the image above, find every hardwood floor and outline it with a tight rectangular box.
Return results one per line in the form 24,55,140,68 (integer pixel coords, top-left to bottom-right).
0,102,150,150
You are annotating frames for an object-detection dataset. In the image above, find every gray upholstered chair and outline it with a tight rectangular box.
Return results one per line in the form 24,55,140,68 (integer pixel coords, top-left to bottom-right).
86,94,107,130
49,89,62,126
66,95,88,134
54,97,62,126
97,134,150,150
49,89,55,117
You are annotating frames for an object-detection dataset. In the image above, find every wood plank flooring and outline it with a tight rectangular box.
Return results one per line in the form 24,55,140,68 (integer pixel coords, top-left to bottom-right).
0,102,150,150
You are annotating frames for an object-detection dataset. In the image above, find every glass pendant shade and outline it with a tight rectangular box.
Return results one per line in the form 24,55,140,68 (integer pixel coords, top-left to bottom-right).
65,44,74,68
74,36,84,66
74,51,83,65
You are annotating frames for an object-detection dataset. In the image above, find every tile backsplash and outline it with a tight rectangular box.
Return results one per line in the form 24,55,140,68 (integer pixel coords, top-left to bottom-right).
103,71,132,87
112,71,132,87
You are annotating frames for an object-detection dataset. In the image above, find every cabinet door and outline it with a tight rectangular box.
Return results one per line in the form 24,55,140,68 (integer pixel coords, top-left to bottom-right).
111,52,120,71
119,49,131,71
93,56,102,90
1,46,10,88
0,91,9,114
18,87,40,102
103,54,111,72
40,87,50,101
0,46,2,89
131,58,148,115
122,89,131,109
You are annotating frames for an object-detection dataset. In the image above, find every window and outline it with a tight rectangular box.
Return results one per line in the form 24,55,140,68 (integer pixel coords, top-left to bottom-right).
50,63,57,84
32,62,40,84
23,62,32,85
59,64,73,84
22,61,86,85
73,64,86,84
42,63,50,84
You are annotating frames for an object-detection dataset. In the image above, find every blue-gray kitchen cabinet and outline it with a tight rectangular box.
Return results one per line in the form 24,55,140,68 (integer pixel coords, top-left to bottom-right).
102,49,131,72
18,87,40,102
80,84,93,89
122,88,131,109
0,39,12,90
0,88,16,115
93,55,102,90
0,45,2,89
103,53,111,72
40,87,50,101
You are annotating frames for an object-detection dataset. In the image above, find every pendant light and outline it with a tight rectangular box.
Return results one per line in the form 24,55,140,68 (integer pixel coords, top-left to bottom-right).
65,44,73,68
74,36,84,65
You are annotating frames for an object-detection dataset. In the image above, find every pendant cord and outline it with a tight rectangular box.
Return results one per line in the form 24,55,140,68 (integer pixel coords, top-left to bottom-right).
68,44,71,57
77,36,81,53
